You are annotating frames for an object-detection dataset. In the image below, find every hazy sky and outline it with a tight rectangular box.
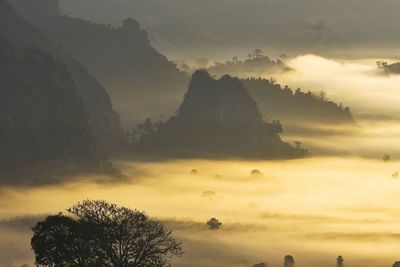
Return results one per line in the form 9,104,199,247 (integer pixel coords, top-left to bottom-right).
61,0,400,58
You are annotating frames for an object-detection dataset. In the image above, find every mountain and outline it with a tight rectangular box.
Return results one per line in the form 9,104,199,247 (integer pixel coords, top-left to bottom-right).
9,0,188,126
0,0,98,181
242,78,355,126
6,0,126,155
60,0,400,58
133,71,306,158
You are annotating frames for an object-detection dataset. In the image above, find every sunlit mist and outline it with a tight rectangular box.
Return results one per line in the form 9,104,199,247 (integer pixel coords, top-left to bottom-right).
276,55,400,117
2,146,400,266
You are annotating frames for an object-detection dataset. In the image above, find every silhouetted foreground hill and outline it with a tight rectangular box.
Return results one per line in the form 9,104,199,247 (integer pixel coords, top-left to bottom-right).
133,71,306,158
9,0,188,126
5,0,126,156
242,78,355,125
0,0,124,182
0,0,98,180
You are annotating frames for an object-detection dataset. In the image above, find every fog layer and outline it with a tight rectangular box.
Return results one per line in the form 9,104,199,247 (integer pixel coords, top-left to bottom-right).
2,150,400,266
276,55,400,117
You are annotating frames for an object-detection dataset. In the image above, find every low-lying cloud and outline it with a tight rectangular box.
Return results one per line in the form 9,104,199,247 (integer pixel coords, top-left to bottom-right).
276,55,400,118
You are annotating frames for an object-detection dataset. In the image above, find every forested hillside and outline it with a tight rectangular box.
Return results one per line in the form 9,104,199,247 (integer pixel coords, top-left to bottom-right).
134,71,306,158
10,0,188,126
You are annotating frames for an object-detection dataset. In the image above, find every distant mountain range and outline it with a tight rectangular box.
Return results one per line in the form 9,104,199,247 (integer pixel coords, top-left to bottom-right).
9,0,355,130
0,0,357,180
60,0,400,58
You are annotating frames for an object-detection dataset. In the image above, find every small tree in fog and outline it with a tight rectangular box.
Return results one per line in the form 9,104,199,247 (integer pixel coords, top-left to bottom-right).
377,61,389,73
383,154,391,162
207,218,222,230
337,256,344,267
31,200,183,267
284,255,295,267
251,169,263,176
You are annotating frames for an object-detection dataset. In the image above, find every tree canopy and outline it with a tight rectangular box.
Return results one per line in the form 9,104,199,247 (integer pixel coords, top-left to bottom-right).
31,200,183,267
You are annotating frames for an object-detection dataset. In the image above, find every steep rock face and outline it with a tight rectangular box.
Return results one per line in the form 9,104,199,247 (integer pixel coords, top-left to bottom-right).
136,71,305,158
177,71,266,140
64,59,125,154
9,0,188,126
0,11,97,176
4,0,126,155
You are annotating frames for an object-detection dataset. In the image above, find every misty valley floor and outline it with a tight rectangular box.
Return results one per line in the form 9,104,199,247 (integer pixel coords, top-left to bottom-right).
3,0,400,265
2,122,400,267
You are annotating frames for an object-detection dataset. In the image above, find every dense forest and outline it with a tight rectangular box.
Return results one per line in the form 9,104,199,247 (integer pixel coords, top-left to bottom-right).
9,0,188,126
207,50,291,78
242,78,355,125
133,71,307,158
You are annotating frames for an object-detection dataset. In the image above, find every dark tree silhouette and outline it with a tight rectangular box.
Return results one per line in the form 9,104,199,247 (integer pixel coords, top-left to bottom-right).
383,154,391,162
284,255,295,267
337,256,344,267
251,169,263,176
376,61,389,73
208,51,289,78
207,218,222,230
393,261,400,267
31,200,183,267
31,214,106,267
